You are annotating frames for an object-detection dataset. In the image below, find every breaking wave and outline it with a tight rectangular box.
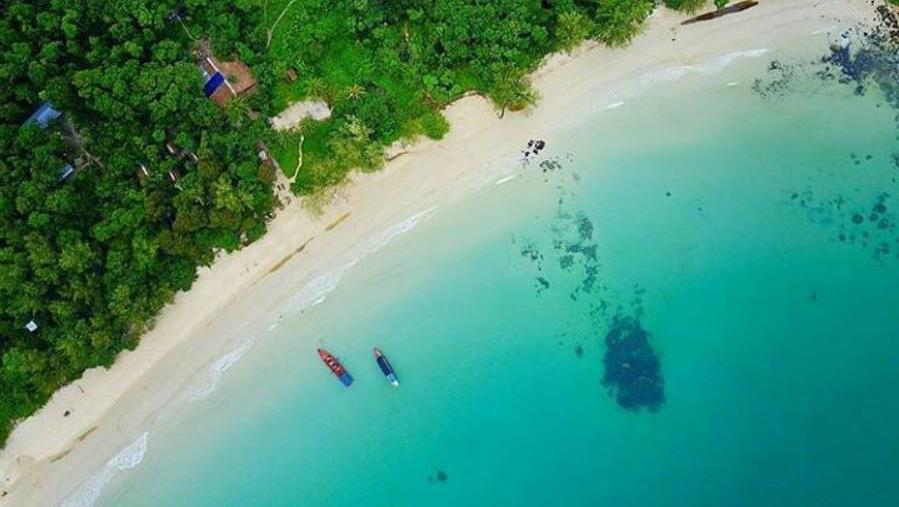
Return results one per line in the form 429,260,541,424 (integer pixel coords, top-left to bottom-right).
61,432,149,507
183,336,260,401
639,48,771,85
365,207,437,253
578,48,772,123
287,206,438,312
287,267,349,312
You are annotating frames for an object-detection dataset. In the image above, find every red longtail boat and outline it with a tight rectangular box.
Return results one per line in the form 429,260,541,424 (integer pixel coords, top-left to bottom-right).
318,348,353,387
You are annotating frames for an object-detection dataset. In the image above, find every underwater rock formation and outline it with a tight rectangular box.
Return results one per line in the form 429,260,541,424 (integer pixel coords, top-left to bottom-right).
602,316,665,412
427,469,448,483
752,59,801,98
789,187,898,262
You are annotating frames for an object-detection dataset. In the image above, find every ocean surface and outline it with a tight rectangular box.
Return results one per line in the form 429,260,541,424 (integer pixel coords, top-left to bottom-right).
87,35,899,507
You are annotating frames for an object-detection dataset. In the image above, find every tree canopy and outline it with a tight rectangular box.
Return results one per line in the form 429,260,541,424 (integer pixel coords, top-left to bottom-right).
0,0,273,444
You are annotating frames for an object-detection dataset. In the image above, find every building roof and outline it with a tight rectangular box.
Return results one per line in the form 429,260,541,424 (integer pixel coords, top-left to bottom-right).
57,164,75,182
215,59,256,96
203,71,226,97
24,102,62,128
199,56,256,106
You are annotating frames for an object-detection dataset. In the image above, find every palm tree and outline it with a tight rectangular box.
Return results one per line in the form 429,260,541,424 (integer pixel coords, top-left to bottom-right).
346,83,366,101
305,77,329,101
491,73,539,118
56,334,86,365
594,0,654,48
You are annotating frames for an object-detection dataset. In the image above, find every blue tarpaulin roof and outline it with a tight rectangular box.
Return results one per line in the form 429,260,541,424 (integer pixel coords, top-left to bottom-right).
24,102,62,128
57,164,75,182
203,72,225,97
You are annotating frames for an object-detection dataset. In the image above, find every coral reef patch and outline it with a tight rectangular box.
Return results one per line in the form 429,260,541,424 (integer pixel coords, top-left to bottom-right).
602,316,665,413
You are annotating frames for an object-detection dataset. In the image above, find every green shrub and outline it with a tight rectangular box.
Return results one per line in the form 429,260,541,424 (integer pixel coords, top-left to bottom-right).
592,0,655,47
420,111,450,140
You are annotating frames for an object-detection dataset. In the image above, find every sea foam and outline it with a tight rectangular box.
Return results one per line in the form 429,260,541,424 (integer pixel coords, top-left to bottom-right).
365,207,437,253
288,206,437,312
639,48,771,86
288,267,349,312
579,49,772,124
61,432,149,507
183,336,260,401
466,156,525,188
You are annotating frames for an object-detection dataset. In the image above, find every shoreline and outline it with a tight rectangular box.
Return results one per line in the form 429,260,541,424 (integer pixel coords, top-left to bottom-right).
0,1,877,505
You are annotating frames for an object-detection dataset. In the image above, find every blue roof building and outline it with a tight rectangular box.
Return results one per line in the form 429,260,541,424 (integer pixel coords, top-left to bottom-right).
203,71,226,97
57,164,75,182
24,102,63,128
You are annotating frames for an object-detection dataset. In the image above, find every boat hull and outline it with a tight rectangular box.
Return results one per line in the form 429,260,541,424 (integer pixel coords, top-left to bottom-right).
318,348,353,387
374,347,399,387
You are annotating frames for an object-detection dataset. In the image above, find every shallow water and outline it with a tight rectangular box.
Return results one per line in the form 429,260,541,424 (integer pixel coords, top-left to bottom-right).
95,41,899,507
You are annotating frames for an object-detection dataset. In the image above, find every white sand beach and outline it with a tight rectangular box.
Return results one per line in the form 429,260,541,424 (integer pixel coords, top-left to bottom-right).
0,1,879,505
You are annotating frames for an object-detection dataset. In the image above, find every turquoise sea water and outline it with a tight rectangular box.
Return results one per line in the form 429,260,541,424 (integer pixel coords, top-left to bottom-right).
96,45,899,506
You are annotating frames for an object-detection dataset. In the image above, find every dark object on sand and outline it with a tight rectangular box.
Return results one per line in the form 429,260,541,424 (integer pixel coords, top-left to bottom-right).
602,316,664,412
682,1,759,26
523,138,547,158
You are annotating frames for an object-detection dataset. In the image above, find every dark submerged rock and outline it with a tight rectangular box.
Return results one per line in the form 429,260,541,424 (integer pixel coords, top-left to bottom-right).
539,158,563,173
602,316,664,412
575,213,594,241
536,276,550,292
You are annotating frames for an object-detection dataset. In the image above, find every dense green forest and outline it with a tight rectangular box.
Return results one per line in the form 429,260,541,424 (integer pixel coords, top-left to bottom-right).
0,0,723,445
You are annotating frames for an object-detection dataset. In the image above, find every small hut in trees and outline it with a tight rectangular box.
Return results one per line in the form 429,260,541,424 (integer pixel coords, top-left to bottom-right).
165,142,199,162
136,164,151,183
24,102,62,128
57,164,75,183
197,43,256,107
